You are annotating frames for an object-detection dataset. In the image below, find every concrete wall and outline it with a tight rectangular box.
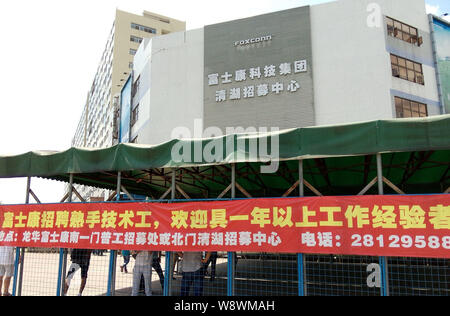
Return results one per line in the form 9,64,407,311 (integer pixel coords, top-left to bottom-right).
131,29,204,145
311,0,440,125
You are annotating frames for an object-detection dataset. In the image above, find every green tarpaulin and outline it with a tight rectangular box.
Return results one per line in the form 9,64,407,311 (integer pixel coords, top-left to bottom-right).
0,115,449,198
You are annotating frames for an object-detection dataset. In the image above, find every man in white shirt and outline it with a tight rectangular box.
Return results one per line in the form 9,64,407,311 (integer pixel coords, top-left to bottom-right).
131,251,153,296
0,246,16,296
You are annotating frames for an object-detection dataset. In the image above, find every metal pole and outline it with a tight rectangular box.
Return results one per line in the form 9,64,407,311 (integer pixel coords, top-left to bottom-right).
376,154,389,296
57,174,73,296
299,159,304,197
166,169,177,296
107,172,121,296
376,154,384,195
171,169,176,200
13,177,30,296
298,160,306,296
227,164,236,296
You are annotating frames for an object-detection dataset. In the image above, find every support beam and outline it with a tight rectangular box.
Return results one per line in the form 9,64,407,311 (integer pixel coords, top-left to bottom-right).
59,192,70,203
283,180,299,197
383,177,405,195
299,160,304,197
176,184,191,200
235,182,252,198
444,187,450,194
159,187,172,201
228,164,236,297
107,190,118,201
376,154,384,195
72,187,86,202
358,177,378,196
231,164,236,199
121,185,135,201
217,184,232,199
171,169,176,200
28,189,41,204
376,154,389,297
304,180,323,197
107,172,121,297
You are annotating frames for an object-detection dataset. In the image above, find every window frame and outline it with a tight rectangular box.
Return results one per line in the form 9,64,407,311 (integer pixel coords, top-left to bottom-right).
386,16,420,46
390,54,424,85
394,96,428,118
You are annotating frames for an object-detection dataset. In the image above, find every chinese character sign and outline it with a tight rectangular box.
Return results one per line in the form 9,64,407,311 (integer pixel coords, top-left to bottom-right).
209,59,308,103
0,195,449,258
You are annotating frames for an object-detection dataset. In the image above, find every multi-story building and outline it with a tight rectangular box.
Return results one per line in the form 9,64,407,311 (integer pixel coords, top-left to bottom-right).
123,0,447,147
72,9,185,199
72,9,185,148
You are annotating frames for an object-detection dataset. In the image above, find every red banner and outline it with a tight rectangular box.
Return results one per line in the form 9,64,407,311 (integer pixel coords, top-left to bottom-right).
0,195,449,258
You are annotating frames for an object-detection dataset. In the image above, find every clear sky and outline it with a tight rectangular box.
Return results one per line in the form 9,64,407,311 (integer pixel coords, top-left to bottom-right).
0,0,448,205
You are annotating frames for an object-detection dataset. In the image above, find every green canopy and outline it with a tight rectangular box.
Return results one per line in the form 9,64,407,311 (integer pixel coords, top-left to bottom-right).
1,115,449,199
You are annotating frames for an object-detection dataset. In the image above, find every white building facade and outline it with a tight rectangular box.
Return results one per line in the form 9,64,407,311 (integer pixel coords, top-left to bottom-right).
126,0,444,147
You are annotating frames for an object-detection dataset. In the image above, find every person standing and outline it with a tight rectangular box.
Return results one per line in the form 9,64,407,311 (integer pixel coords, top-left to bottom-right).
152,251,164,290
0,246,16,296
202,252,218,282
179,252,211,296
121,250,131,273
131,251,153,296
63,248,92,296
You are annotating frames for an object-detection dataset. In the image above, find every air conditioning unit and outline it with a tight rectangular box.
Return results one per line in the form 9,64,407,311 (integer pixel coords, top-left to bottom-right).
416,74,424,85
393,28,399,37
418,36,423,47
392,68,400,78
387,25,395,36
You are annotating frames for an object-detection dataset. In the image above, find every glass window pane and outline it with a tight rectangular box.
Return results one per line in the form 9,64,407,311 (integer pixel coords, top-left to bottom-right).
395,97,402,107
410,28,417,36
386,18,394,26
402,99,411,109
406,60,414,69
402,24,410,32
399,67,407,79
414,63,421,72
403,109,412,117
391,55,398,64
408,70,415,81
411,102,419,112
394,21,402,29
398,58,406,67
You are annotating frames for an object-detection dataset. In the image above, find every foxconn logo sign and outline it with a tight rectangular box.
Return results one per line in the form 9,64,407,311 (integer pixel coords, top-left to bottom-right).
234,35,273,47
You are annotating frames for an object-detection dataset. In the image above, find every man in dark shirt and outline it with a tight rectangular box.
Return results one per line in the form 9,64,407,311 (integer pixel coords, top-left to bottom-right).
63,249,92,296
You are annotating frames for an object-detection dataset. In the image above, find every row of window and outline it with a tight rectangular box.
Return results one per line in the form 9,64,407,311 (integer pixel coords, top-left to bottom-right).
131,23,157,34
391,54,424,85
395,96,427,118
130,35,143,44
386,16,422,46
387,17,428,119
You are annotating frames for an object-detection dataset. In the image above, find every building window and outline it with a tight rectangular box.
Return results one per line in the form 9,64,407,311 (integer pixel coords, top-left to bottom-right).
131,104,139,127
131,23,156,34
129,49,137,56
391,54,424,85
386,17,422,46
395,96,428,118
131,75,140,99
130,35,143,44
